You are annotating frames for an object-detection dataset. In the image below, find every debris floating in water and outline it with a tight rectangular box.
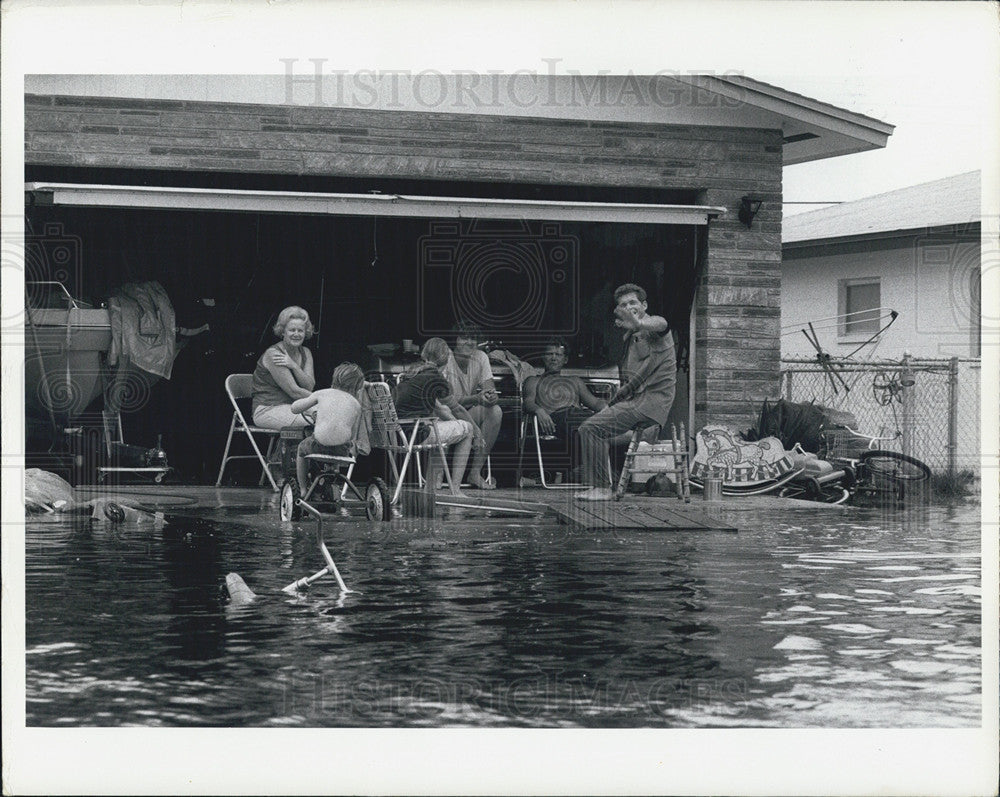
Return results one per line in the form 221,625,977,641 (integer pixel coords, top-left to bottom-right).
225,573,257,605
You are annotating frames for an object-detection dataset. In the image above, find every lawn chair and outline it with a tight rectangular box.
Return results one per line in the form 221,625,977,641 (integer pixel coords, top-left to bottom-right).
393,372,494,488
614,423,691,502
364,381,459,504
516,380,615,489
216,373,281,491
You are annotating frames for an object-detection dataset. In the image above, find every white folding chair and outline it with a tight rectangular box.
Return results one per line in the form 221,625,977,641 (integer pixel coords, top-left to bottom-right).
516,380,614,489
216,373,281,491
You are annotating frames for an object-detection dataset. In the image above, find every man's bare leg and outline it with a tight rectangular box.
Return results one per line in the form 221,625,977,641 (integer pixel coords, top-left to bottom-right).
465,404,501,488
448,434,473,497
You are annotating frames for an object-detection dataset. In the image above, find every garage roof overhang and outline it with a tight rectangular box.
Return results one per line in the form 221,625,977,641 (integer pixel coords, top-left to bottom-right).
676,75,896,165
25,183,726,225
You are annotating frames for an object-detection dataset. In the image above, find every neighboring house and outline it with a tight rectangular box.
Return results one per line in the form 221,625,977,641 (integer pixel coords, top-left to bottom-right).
781,171,981,359
23,74,893,474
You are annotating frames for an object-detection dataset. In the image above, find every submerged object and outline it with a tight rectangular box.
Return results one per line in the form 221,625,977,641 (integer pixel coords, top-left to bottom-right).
25,468,77,511
88,497,165,523
225,573,257,605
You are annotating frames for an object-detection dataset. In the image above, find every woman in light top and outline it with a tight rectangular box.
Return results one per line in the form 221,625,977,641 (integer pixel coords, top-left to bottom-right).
251,306,316,429
441,321,501,489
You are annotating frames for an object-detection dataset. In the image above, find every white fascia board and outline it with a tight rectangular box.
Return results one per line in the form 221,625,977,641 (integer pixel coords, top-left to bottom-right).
693,75,895,141
26,183,727,225
671,75,893,164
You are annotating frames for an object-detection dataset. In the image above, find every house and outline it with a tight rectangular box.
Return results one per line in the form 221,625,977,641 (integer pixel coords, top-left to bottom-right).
22,73,893,480
780,171,982,475
781,171,981,359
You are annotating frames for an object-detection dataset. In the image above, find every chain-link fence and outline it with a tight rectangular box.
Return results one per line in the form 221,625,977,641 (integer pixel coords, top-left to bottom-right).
781,357,981,475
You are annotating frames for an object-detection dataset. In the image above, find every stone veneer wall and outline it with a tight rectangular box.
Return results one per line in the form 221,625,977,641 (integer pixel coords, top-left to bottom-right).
25,93,783,431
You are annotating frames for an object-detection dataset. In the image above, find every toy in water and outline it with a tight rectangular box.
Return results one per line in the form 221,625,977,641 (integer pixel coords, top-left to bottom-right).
224,573,258,605
776,443,853,504
24,469,164,522
688,425,802,496
90,499,165,524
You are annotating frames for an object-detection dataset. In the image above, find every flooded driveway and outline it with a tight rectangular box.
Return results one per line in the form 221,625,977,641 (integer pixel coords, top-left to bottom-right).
25,498,981,727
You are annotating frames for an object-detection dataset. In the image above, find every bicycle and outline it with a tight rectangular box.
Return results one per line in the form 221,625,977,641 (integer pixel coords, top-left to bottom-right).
780,425,931,505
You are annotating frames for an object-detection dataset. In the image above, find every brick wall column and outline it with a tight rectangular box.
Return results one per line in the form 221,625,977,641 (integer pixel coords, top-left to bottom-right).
695,181,782,432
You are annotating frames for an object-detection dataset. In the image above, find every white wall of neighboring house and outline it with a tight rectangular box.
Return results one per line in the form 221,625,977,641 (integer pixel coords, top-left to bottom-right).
781,229,981,360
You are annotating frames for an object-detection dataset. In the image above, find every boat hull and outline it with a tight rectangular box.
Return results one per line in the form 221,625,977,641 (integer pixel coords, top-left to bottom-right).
25,308,112,420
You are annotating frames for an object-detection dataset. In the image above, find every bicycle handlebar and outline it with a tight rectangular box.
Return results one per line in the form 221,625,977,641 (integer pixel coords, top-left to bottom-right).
827,425,901,449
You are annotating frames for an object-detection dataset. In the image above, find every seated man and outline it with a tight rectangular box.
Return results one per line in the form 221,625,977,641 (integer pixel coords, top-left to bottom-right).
522,338,608,476
290,362,369,489
441,321,501,489
577,283,676,501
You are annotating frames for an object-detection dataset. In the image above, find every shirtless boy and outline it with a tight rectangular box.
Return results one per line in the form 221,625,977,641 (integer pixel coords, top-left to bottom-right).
290,362,367,488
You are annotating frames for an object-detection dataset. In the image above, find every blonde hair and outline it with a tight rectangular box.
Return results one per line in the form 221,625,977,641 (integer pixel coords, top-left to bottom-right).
401,337,450,381
331,362,365,394
273,306,314,339
421,337,451,368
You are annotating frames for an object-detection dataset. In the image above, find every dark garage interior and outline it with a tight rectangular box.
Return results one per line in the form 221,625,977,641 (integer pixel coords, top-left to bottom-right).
25,168,703,485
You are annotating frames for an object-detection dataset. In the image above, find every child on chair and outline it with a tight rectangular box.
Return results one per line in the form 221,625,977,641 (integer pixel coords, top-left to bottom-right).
291,362,370,488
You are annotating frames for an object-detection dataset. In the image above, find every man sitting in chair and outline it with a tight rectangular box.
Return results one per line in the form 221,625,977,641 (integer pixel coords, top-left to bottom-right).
291,362,369,489
522,338,609,477
576,283,676,502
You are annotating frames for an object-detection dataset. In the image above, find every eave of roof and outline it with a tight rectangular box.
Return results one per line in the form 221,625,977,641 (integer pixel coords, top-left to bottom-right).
26,74,895,168
677,75,894,165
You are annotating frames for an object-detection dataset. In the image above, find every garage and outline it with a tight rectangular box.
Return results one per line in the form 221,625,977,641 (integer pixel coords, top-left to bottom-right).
25,171,718,482
21,74,892,484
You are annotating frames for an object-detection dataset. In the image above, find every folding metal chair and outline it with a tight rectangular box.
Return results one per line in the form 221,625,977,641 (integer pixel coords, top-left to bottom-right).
364,381,459,504
393,372,492,487
216,373,281,491
516,380,615,489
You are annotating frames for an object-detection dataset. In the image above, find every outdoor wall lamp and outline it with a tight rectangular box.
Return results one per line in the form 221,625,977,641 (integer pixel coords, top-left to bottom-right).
738,195,764,229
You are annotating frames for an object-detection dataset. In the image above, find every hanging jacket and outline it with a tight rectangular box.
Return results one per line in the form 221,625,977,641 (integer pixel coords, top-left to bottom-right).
107,281,177,379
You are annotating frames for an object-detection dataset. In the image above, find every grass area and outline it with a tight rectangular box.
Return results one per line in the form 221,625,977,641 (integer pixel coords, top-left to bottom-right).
929,469,978,501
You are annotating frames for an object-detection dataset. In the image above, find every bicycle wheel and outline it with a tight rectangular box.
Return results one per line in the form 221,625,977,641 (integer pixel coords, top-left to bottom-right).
779,481,850,504
860,450,931,482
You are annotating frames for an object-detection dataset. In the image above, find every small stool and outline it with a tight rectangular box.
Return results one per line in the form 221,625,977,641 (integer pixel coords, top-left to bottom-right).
614,423,691,502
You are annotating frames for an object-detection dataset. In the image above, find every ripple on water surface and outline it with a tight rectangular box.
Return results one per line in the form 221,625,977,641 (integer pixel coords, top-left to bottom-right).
23,503,981,727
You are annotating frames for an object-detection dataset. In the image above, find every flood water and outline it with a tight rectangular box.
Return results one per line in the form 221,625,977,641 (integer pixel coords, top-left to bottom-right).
24,500,981,727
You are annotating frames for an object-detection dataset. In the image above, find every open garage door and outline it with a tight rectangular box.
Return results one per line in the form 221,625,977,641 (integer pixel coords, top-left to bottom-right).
27,182,724,225
24,181,722,481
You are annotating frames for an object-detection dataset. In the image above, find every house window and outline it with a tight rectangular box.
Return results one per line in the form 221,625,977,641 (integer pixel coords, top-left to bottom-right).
839,278,880,336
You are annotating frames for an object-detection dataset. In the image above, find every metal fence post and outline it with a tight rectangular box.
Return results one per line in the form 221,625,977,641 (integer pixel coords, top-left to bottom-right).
900,353,913,458
783,369,792,401
947,356,959,477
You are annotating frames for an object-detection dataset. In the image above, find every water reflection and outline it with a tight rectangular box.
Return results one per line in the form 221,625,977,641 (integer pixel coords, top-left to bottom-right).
160,519,227,668
25,503,981,727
